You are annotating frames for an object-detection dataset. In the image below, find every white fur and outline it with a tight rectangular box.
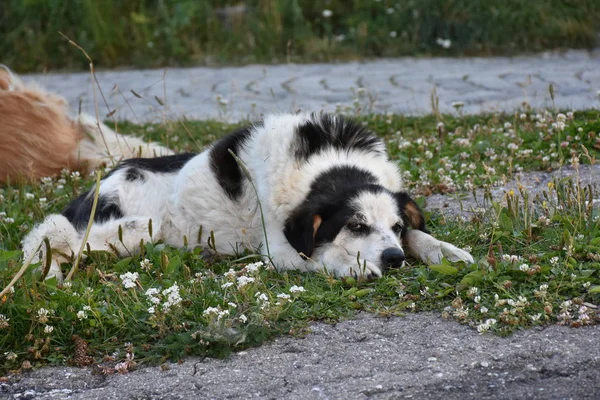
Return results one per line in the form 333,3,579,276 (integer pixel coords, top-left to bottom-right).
23,113,474,281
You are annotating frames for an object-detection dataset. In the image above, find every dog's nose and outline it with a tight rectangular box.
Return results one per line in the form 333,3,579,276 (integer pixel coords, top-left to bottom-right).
381,248,405,269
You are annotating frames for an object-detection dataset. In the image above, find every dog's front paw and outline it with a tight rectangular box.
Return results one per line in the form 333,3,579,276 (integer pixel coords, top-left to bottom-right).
326,257,383,279
440,241,474,264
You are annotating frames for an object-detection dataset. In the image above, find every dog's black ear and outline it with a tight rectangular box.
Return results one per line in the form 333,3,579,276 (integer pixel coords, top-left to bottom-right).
395,192,429,233
283,212,322,259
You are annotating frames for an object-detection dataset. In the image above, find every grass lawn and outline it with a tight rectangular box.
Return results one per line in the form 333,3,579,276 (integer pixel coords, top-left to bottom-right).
1,109,599,374
2,0,599,73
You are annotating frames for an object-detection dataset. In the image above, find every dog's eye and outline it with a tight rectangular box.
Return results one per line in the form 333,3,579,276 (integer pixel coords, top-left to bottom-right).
347,222,369,234
392,223,403,234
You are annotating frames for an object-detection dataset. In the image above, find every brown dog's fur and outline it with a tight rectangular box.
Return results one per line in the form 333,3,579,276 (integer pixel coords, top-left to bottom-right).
0,67,172,184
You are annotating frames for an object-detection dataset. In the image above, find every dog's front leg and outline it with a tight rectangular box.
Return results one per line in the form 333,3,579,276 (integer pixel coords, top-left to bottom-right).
310,245,384,278
402,229,474,265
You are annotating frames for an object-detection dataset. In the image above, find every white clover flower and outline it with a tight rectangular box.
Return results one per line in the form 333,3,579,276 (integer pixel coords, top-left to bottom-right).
217,310,230,320
257,293,269,302
140,258,153,271
77,310,88,320
549,257,559,266
277,293,291,301
519,263,530,272
25,193,35,200
322,9,333,18
148,306,155,314
228,302,238,308
0,314,10,329
5,351,17,361
221,282,234,289
245,261,264,273
583,281,591,288
224,268,237,279
480,306,488,314
237,276,255,288
467,287,479,296
238,314,248,324
37,308,51,323
203,307,220,317
289,285,306,294
44,325,54,334
474,296,481,304
120,272,139,289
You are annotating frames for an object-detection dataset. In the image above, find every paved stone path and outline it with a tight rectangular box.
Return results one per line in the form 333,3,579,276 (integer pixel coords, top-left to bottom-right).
25,50,600,123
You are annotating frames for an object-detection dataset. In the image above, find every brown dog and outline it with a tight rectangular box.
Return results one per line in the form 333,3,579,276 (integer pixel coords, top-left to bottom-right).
0,66,172,184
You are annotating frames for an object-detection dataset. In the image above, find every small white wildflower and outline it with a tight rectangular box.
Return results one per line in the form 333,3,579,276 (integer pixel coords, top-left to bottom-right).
322,9,333,18
530,313,542,322
120,272,139,289
436,38,451,49
217,310,230,320
389,31,397,38
289,285,306,294
37,308,51,323
519,263,530,272
386,7,395,14
0,314,10,329
44,325,54,334
583,281,591,288
257,293,269,302
237,276,255,288
549,257,559,266
228,302,238,308
238,314,248,324
25,193,35,199
77,310,88,320
221,282,234,289
162,283,182,310
5,351,17,361
467,287,479,296
245,261,264,273
480,306,489,314
147,306,155,314
277,293,291,301
224,268,237,279
474,296,481,304
140,258,153,271
203,307,220,317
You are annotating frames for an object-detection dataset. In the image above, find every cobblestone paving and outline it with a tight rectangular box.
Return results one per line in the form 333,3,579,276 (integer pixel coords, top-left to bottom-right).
25,50,600,122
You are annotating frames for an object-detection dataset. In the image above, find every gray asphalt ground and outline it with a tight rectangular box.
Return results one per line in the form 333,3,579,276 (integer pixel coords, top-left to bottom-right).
3,52,600,399
3,313,600,399
23,50,600,122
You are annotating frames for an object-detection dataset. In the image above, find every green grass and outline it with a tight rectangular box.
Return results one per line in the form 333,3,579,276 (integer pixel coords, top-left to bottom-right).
1,110,600,375
1,0,599,73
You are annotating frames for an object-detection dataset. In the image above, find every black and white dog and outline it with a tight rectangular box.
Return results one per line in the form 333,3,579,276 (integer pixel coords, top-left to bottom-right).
23,113,473,281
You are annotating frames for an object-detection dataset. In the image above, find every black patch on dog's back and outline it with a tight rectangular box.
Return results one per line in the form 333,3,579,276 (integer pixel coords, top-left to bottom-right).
62,192,123,231
209,126,253,200
284,166,383,257
294,114,383,160
103,153,196,183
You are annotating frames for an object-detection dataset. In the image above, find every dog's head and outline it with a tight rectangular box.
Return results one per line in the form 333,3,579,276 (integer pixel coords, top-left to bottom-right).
284,183,427,273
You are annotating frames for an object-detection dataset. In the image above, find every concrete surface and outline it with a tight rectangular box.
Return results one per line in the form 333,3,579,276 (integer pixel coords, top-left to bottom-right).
23,50,600,123
3,313,600,399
